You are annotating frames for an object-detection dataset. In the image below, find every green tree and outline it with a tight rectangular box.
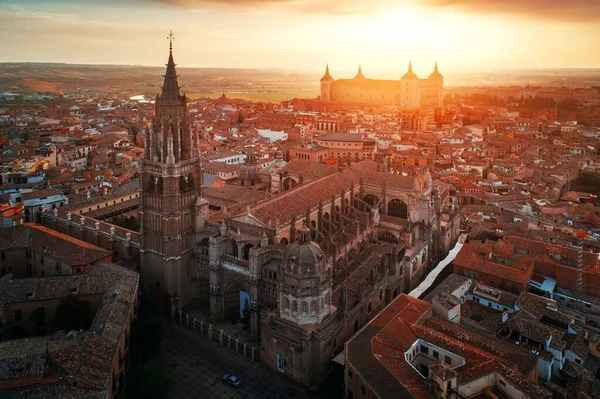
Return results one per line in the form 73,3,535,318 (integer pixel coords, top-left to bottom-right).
55,297,91,331
110,215,140,231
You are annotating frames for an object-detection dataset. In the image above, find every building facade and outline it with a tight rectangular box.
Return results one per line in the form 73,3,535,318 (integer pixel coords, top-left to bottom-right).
320,63,444,108
139,41,207,315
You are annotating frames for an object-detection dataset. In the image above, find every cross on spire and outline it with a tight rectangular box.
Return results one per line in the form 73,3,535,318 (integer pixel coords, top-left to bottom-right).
167,30,175,52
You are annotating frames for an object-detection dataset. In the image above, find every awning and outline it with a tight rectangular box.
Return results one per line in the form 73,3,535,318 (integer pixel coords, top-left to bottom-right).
332,351,345,365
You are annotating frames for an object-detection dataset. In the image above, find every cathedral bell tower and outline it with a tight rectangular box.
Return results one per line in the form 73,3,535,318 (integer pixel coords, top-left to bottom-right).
140,31,201,315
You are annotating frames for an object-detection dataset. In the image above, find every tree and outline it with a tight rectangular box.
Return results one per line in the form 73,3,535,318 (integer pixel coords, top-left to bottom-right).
126,365,172,399
110,215,140,231
55,297,91,331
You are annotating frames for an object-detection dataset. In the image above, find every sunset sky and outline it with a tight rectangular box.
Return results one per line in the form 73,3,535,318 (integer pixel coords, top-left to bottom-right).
1,0,599,74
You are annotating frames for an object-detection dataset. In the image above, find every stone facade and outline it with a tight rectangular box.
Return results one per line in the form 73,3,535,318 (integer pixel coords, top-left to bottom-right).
139,44,206,315
134,46,460,388
191,160,460,386
320,63,444,108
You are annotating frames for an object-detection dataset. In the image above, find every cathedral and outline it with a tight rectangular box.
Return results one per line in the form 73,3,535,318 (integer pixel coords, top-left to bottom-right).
140,42,460,387
320,62,444,108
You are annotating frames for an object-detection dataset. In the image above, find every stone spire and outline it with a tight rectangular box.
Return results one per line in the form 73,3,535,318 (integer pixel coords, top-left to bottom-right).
320,63,334,82
354,64,365,79
160,30,183,102
429,61,443,79
402,60,418,80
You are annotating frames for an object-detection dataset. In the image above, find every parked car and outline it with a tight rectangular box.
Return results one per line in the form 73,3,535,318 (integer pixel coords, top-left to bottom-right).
222,373,242,388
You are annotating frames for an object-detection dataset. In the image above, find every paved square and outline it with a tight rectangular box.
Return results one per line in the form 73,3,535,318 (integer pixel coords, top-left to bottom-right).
153,321,295,399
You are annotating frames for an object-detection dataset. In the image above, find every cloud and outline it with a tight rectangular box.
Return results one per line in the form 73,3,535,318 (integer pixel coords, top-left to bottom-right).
423,0,600,20
147,0,600,19
147,0,402,15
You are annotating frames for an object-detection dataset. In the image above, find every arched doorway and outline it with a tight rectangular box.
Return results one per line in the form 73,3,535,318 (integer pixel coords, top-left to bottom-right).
222,281,249,325
388,199,408,219
280,237,289,245
282,177,298,191
197,278,210,310
242,243,254,261
231,239,239,258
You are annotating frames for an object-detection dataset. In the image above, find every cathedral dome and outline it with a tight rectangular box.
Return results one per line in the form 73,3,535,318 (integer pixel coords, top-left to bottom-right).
282,225,327,275
238,148,262,185
238,164,261,181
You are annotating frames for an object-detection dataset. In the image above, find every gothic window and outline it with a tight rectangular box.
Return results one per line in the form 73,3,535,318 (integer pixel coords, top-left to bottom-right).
156,177,163,194
388,199,408,219
322,213,330,232
363,194,380,210
148,175,155,191
285,298,290,310
302,302,308,314
292,301,297,313
179,175,186,192
231,239,239,258
310,301,316,313
242,243,254,261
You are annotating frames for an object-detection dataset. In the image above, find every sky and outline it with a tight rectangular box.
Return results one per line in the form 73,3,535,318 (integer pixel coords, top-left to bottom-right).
1,0,600,74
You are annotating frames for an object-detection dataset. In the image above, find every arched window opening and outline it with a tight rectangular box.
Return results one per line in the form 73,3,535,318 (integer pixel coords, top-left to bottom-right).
242,243,254,261
363,194,380,210
388,199,408,219
231,239,239,258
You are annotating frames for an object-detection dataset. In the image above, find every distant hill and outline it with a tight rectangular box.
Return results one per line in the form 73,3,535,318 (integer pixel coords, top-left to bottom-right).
0,63,318,97
2,62,600,99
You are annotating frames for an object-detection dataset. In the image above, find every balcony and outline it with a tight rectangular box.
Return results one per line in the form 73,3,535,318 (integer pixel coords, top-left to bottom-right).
221,255,253,278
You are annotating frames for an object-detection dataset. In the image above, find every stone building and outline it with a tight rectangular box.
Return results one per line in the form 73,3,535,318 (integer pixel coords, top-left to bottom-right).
139,38,207,315
192,160,460,386
134,41,460,387
320,62,444,108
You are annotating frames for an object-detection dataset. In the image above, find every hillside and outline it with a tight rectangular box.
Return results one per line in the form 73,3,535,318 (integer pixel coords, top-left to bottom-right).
0,63,318,98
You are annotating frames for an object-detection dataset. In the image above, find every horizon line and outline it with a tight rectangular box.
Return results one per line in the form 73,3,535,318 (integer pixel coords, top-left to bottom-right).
1,61,600,72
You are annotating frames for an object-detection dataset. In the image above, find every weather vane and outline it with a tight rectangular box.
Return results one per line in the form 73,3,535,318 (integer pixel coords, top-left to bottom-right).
167,30,175,51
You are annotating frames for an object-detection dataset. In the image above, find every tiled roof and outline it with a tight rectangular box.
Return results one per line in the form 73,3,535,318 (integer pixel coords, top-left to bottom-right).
0,223,112,267
21,188,64,201
0,263,138,397
249,161,420,224
347,294,551,399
